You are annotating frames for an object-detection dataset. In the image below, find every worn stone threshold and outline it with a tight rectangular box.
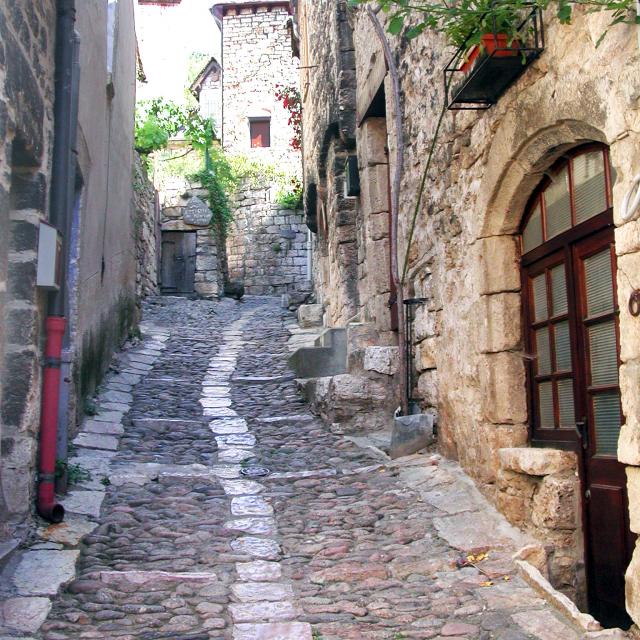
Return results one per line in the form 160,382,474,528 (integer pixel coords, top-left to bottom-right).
167,337,220,344
255,415,314,424
109,462,242,485
515,560,628,637
95,570,219,584
132,417,205,424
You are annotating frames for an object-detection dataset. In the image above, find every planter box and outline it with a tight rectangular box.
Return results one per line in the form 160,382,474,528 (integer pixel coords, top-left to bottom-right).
444,7,544,110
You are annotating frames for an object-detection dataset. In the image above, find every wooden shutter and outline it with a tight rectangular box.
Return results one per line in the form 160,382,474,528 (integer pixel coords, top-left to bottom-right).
250,119,271,148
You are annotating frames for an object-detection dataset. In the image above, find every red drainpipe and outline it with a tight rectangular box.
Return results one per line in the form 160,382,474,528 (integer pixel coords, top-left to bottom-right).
37,316,66,523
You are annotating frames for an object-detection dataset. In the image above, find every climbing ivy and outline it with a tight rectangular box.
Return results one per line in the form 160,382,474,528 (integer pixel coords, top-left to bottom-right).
188,145,238,230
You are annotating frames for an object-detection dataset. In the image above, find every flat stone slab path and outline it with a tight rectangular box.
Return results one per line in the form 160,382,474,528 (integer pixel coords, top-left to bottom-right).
5,296,621,639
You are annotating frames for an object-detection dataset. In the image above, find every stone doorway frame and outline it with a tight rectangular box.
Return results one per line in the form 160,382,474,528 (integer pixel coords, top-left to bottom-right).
474,120,611,462
473,119,640,617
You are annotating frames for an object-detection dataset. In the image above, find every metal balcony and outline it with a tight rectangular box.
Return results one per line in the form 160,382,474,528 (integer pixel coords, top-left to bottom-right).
444,5,545,110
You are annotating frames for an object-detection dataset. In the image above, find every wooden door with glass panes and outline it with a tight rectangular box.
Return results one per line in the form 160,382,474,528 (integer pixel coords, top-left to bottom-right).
521,145,634,627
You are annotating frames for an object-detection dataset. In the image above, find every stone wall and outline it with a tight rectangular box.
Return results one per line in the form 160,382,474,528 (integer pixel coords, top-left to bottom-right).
133,155,159,300
347,2,640,617
0,0,57,541
220,2,300,173
294,0,402,435
226,181,309,295
497,448,584,604
0,0,142,544
160,178,226,299
298,0,361,327
73,0,139,414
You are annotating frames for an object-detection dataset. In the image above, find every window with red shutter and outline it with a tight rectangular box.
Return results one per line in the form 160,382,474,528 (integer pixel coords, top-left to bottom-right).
250,118,271,148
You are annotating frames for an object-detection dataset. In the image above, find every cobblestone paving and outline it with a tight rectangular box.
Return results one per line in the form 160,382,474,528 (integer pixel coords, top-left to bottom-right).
36,296,599,640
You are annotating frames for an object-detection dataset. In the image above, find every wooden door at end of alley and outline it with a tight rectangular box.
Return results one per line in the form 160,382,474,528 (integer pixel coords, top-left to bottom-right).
161,231,196,294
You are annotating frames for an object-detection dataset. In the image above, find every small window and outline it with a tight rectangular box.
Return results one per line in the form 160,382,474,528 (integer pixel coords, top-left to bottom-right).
250,118,271,148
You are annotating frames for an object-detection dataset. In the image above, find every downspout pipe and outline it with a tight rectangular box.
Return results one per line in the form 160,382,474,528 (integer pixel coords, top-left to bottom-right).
38,0,77,523
56,31,81,487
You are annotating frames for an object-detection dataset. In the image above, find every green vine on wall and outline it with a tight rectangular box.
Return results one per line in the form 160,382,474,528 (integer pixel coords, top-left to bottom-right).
188,145,238,230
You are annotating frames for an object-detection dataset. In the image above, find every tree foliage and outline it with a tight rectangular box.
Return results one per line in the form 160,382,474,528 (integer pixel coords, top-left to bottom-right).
135,98,215,155
348,0,637,48
134,116,169,155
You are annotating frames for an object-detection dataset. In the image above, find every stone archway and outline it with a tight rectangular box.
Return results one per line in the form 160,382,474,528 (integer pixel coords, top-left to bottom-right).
474,121,611,426
471,121,614,607
478,119,608,238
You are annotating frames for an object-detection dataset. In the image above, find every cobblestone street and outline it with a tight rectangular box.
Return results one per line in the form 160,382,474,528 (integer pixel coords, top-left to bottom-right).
19,297,616,640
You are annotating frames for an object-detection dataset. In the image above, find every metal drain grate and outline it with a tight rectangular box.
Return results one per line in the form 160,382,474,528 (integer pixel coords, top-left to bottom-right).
240,466,271,478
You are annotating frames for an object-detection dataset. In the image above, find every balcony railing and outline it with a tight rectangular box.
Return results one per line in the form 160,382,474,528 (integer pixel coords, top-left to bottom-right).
444,5,545,110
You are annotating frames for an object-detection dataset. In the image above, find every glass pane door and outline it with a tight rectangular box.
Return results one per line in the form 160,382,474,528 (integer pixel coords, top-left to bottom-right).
525,254,577,439
579,243,621,456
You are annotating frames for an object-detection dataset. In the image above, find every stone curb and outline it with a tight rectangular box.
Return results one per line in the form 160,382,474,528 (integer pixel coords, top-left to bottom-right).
515,559,628,636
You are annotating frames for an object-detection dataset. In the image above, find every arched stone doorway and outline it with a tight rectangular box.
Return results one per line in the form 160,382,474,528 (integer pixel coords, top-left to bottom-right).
476,123,634,626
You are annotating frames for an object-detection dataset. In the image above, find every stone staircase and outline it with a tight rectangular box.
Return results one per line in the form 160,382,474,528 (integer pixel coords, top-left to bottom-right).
288,305,400,435
288,327,347,378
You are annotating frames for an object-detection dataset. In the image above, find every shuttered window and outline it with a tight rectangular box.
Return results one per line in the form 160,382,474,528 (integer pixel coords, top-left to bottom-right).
250,118,271,148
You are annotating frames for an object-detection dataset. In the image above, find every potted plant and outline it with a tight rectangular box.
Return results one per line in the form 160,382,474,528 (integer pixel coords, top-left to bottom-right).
446,1,526,72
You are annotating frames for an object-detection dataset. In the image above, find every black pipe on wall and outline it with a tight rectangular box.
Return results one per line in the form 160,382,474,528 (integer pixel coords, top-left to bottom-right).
48,0,78,317
37,0,79,521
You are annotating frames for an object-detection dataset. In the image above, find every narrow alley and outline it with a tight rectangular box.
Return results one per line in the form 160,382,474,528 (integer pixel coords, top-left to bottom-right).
17,297,603,640
3,0,640,637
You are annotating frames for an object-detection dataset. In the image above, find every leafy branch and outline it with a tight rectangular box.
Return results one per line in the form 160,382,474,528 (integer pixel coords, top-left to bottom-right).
348,0,637,48
134,98,215,155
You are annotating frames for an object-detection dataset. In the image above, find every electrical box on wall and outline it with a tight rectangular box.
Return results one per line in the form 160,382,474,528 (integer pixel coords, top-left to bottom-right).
345,155,360,197
36,222,62,290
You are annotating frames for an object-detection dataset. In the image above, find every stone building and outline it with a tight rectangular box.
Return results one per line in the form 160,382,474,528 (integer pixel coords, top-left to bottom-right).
297,0,640,629
210,0,311,296
190,56,223,131
0,0,146,550
226,185,310,295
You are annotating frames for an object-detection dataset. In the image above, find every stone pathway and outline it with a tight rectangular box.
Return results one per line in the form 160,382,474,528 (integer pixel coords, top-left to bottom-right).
0,296,628,639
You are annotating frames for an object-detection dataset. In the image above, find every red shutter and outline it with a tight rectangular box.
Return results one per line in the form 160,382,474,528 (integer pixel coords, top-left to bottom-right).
250,120,271,148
